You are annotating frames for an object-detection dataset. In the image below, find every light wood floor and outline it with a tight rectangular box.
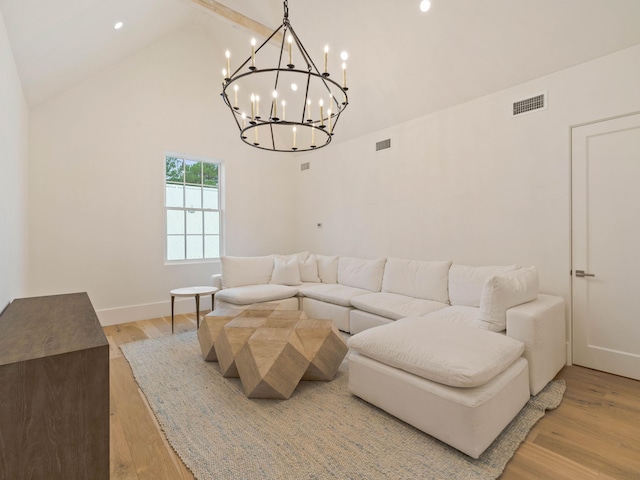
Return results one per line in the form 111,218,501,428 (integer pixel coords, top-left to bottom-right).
105,314,640,480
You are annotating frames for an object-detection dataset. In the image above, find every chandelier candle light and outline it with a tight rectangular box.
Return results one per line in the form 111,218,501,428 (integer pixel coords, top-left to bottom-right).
220,0,350,152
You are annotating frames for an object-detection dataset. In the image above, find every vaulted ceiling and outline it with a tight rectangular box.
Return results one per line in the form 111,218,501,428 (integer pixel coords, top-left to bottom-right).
2,0,640,142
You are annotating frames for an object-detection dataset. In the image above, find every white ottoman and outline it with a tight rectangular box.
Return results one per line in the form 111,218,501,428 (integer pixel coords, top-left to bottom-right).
348,317,531,458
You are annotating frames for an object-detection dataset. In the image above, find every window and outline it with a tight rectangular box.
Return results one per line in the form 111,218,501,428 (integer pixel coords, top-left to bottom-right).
165,154,222,262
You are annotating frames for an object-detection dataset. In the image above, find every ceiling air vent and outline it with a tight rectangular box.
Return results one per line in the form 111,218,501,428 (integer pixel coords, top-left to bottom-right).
300,162,310,171
376,139,391,151
512,93,547,117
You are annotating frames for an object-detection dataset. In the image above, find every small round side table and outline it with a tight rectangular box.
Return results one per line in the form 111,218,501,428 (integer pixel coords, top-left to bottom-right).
170,286,218,333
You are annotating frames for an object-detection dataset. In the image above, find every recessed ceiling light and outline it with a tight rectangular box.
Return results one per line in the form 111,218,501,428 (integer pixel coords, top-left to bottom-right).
114,21,124,30
419,0,431,12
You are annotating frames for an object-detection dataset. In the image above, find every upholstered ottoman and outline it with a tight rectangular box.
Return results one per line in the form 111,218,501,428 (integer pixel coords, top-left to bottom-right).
347,317,530,459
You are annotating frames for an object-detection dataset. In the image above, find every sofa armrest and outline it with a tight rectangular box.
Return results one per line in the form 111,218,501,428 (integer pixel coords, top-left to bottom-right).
211,274,222,289
506,294,566,395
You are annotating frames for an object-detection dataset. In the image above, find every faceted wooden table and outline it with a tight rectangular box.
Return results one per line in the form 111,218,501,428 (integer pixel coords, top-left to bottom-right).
197,303,270,365
199,303,348,399
197,313,237,362
235,321,309,399
296,318,348,381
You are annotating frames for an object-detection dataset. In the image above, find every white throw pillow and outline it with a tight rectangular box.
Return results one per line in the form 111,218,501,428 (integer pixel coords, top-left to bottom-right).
299,254,320,283
478,266,539,332
270,255,302,286
316,255,339,284
221,255,274,288
448,264,519,307
337,256,386,292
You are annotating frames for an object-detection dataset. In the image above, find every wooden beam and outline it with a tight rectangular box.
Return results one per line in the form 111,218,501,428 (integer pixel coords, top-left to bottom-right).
187,0,283,45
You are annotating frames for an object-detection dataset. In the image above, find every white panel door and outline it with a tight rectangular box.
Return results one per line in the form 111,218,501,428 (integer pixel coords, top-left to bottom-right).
572,112,640,380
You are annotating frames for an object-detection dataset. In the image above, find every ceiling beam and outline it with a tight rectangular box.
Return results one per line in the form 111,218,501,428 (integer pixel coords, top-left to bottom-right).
188,0,283,45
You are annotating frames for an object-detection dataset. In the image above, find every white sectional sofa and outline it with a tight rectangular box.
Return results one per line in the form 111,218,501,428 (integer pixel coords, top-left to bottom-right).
209,252,566,458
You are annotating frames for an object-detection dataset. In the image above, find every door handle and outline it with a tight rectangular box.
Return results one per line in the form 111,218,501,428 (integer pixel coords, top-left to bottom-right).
575,270,595,278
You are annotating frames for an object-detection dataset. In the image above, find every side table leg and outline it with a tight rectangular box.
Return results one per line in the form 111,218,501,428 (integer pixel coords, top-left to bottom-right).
211,293,215,312
196,294,200,329
171,295,175,334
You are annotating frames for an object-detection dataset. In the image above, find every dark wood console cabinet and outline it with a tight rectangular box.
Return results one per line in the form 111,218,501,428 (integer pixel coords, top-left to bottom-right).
0,292,109,479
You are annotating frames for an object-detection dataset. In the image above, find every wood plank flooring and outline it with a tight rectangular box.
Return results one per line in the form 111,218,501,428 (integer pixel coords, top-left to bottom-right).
107,314,640,479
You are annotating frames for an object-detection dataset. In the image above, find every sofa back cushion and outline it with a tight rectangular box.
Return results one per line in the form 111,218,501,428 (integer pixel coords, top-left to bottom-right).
382,258,451,303
449,264,519,307
338,257,386,292
221,255,274,288
478,266,539,332
316,255,339,283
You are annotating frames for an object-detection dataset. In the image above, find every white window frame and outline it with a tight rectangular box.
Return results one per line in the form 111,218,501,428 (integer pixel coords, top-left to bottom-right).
164,152,224,264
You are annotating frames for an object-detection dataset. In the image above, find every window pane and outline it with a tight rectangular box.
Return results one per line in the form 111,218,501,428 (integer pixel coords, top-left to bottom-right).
185,185,202,208
165,184,184,207
204,211,220,234
205,235,220,259
186,235,203,259
203,186,218,209
186,210,203,234
167,210,185,234
166,157,184,183
185,160,202,185
203,163,218,187
167,235,185,261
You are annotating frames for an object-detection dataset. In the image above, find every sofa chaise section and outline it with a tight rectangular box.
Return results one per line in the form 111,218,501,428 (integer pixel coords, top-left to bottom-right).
348,316,532,458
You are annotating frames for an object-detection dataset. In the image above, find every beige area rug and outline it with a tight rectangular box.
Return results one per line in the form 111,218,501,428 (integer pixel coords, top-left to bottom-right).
121,331,565,480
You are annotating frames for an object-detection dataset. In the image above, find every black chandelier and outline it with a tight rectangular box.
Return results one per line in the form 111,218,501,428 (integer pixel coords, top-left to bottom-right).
220,1,350,152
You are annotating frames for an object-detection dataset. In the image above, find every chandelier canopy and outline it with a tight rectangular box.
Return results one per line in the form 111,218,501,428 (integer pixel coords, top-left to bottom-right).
220,1,350,152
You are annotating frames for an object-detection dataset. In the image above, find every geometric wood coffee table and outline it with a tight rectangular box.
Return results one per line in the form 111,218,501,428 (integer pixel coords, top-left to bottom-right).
197,303,348,399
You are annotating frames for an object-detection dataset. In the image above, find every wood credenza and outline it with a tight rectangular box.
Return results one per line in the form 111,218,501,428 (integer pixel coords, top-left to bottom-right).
0,292,109,479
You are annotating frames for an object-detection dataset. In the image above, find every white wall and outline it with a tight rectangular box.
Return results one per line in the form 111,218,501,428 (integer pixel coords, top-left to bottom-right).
28,24,297,324
0,7,28,312
295,44,640,330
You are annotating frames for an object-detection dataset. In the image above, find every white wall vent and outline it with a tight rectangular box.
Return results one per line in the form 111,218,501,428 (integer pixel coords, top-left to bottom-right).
512,93,547,117
300,162,310,171
376,139,391,151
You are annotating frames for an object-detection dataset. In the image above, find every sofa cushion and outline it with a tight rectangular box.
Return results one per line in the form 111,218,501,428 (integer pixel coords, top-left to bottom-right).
448,264,519,307
317,255,339,284
221,255,274,289
270,255,302,286
478,266,539,332
215,284,299,305
299,283,370,307
382,258,451,304
348,316,525,388
338,257,386,292
350,292,447,321
421,305,480,327
299,254,321,283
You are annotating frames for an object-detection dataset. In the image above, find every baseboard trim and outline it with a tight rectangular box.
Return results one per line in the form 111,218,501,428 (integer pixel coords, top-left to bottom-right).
96,296,214,326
